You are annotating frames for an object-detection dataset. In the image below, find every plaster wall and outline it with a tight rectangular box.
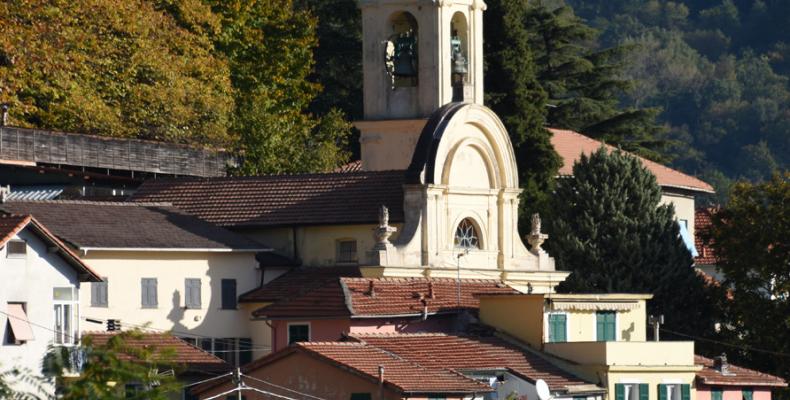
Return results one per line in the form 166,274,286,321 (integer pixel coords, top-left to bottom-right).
271,319,351,352
241,303,273,359
349,314,457,334
479,295,544,347
79,251,259,340
0,229,82,395
605,371,698,400
544,303,647,342
697,386,773,400
661,193,696,240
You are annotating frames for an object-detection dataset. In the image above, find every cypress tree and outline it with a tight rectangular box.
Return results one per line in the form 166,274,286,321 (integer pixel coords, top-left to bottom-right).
547,147,721,340
484,0,561,219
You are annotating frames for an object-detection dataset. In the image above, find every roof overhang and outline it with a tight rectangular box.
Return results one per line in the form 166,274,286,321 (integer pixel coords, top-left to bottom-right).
78,247,272,254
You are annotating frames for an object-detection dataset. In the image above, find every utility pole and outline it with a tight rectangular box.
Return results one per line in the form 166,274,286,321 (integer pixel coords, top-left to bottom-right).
649,315,664,341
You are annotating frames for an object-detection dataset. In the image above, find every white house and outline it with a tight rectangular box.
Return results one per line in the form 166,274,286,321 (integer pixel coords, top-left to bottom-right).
0,214,101,395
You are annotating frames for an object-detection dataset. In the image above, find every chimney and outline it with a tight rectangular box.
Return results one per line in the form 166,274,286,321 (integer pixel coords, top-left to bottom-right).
378,365,385,384
368,280,376,298
714,353,732,375
428,281,435,299
0,186,9,203
1,104,8,127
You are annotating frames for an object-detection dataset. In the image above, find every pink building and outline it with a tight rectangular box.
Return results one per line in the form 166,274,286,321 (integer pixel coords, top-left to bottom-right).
695,355,786,400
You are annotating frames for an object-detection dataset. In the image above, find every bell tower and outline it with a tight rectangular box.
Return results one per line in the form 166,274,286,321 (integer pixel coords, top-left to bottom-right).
356,0,487,171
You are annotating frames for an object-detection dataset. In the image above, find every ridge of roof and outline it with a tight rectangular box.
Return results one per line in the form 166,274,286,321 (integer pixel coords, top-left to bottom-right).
5,199,174,207
0,214,32,247
549,128,715,193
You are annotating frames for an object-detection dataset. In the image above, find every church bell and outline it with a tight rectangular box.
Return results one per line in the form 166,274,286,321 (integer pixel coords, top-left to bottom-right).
393,32,418,77
451,36,468,76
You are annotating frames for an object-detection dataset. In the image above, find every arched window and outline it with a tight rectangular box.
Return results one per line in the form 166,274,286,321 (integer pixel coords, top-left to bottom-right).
454,218,480,249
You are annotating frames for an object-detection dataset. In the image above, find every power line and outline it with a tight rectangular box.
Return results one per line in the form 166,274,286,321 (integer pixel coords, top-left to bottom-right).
660,327,790,358
242,373,328,400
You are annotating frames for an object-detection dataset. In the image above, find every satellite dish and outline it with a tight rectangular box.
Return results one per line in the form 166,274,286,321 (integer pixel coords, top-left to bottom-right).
536,379,552,400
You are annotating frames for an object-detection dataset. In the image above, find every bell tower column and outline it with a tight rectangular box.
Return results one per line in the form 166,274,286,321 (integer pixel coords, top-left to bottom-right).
356,0,486,171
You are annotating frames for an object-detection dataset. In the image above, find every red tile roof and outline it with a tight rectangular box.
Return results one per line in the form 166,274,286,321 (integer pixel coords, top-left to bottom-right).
129,170,406,228
87,332,230,373
549,128,715,193
334,160,362,172
0,214,101,281
239,266,362,303
695,355,787,387
249,273,519,319
353,333,595,392
694,208,718,266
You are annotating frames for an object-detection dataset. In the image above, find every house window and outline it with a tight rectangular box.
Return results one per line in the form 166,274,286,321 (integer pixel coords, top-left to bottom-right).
454,218,479,249
5,302,33,345
596,311,616,341
350,394,372,400
742,389,753,400
288,323,310,345
53,287,79,345
185,278,201,309
615,383,648,400
337,240,358,264
221,279,237,309
141,278,158,308
91,278,108,307
548,313,567,343
6,240,26,258
711,389,722,400
183,337,252,367
659,384,690,400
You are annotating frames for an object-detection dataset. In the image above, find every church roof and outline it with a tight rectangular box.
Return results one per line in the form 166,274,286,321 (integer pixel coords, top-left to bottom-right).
549,128,715,193
130,170,406,228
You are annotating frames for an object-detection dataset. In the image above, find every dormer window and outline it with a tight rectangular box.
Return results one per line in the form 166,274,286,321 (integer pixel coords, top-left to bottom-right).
454,219,479,250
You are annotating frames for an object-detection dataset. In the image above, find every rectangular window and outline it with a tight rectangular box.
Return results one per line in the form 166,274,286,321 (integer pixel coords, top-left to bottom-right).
185,278,201,309
6,240,26,258
337,240,358,264
221,279,237,310
615,383,647,400
91,279,108,307
5,303,33,344
596,311,616,341
141,278,158,308
214,338,234,365
548,313,567,343
350,394,372,400
53,287,79,345
288,323,310,345
743,389,753,400
658,384,690,400
711,389,723,400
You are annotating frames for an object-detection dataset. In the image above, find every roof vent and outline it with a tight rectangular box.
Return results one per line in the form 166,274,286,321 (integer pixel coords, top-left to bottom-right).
428,281,435,299
368,280,376,298
378,365,385,384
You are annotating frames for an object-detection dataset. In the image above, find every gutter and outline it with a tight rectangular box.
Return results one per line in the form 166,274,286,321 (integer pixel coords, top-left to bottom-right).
79,247,273,255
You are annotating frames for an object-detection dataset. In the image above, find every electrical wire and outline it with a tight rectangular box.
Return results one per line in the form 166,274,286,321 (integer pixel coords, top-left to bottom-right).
660,327,790,358
241,373,328,400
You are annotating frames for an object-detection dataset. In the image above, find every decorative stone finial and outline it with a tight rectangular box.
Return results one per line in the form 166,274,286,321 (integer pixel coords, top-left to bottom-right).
373,205,397,248
526,213,548,254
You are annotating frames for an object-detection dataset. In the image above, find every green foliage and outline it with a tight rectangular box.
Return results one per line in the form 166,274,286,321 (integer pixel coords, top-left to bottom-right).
0,0,235,146
548,148,721,339
484,0,560,218
44,329,181,400
709,172,790,394
524,2,669,161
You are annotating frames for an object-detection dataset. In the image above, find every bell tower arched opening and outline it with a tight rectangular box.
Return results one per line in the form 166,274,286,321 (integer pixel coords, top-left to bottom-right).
450,12,470,101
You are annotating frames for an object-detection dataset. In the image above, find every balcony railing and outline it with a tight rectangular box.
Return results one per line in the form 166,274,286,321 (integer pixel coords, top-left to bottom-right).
544,341,695,366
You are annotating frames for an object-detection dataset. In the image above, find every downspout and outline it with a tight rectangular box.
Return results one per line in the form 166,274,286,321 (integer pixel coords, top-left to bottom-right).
292,227,301,264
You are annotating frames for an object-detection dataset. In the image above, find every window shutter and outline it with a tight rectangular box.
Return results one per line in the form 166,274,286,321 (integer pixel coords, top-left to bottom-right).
91,281,99,306
681,385,690,400
141,279,148,307
712,389,722,400
742,390,753,400
658,384,666,400
142,279,157,308
639,384,649,400
558,314,567,342
597,313,605,341
150,279,158,307
222,279,237,309
185,279,201,309
615,384,625,400
101,278,108,306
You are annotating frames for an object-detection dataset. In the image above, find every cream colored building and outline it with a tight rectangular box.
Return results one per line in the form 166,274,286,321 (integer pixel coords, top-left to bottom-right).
480,293,701,400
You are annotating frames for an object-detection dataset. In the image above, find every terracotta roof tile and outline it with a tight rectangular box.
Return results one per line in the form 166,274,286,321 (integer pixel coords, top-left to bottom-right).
694,208,718,266
353,333,593,392
87,332,230,373
695,355,787,387
549,128,714,193
334,160,362,172
129,170,406,227
239,266,362,303
0,214,30,247
296,341,492,394
0,200,266,250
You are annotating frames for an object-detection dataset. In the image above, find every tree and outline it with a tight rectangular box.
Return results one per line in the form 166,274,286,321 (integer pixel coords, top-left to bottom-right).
0,0,235,147
484,0,560,219
44,329,181,400
547,147,721,339
709,172,790,392
524,2,668,161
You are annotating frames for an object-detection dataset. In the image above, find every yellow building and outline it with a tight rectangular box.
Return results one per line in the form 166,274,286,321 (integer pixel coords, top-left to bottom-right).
480,293,701,400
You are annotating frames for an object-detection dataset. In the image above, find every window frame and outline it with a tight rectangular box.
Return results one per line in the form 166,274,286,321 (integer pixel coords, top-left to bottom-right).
336,239,359,264
184,278,202,309
53,285,79,346
287,322,311,345
454,218,481,250
141,278,158,309
546,312,568,343
91,278,109,308
6,239,27,258
596,311,617,341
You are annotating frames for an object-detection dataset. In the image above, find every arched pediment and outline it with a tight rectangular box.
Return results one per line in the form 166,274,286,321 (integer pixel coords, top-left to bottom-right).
405,103,518,189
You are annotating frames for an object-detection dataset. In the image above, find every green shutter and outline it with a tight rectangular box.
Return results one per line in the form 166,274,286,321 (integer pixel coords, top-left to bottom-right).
658,384,667,400
597,312,616,341
597,313,606,341
712,389,722,400
615,384,625,400
549,314,567,342
681,385,690,400
743,389,753,400
640,384,649,400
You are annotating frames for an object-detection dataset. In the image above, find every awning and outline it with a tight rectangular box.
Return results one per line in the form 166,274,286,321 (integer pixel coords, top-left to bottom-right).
551,301,640,311
6,303,34,341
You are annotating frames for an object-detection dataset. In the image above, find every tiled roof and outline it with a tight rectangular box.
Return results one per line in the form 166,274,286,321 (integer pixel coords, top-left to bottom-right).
342,277,519,317
296,342,492,394
695,355,787,387
86,332,230,373
129,170,406,227
0,214,101,281
549,128,715,193
239,266,362,303
694,208,717,265
353,333,594,392
0,200,268,250
249,272,518,319
334,160,362,172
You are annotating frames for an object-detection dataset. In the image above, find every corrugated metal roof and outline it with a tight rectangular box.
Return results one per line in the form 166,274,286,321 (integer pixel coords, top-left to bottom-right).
8,186,64,201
